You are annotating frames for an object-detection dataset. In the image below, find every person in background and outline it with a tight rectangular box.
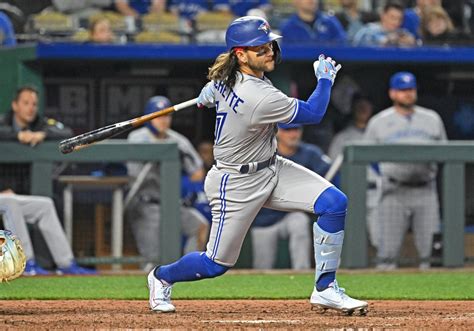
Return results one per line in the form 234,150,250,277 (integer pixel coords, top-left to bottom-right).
420,5,471,45
353,1,416,47
334,0,378,42
0,189,97,275
0,10,16,46
280,0,347,45
213,0,272,19
0,85,73,145
115,0,166,17
402,0,441,41
363,71,447,270
251,123,331,270
89,16,115,43
197,140,214,173
126,95,209,272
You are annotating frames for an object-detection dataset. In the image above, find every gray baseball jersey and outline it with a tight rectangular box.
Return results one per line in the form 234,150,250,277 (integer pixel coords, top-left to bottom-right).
204,74,332,266
363,105,447,265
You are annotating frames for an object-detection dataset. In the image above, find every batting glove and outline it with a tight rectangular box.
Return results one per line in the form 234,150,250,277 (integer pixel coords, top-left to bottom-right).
197,82,215,108
313,54,342,85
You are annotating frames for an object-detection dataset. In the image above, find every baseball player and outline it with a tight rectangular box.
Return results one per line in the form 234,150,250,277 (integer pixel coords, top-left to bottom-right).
147,16,368,314
364,72,447,270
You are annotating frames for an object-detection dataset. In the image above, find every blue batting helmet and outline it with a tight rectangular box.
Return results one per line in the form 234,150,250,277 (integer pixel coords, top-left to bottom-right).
390,72,417,90
144,96,172,135
226,16,281,49
144,96,172,115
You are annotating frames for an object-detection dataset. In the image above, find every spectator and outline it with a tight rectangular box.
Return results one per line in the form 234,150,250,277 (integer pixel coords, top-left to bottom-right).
169,0,208,20
353,1,416,47
114,0,166,17
0,189,97,275
126,95,209,271
280,0,347,45
0,10,17,46
420,5,471,45
251,123,331,270
0,85,73,145
89,16,115,43
327,94,380,247
334,0,378,41
213,0,272,19
402,0,441,40
363,72,447,270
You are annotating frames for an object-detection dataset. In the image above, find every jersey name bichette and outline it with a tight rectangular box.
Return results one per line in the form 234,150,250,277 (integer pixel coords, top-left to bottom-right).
212,73,297,165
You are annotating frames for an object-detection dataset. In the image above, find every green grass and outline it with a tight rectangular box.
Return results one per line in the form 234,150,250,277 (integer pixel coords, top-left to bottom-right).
1,272,473,300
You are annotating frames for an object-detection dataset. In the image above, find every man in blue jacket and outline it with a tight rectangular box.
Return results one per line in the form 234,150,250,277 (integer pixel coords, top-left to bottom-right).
280,0,346,45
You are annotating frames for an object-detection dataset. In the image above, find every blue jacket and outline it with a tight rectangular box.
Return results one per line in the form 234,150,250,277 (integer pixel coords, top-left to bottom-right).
280,12,347,45
252,142,331,227
213,0,270,17
0,12,16,46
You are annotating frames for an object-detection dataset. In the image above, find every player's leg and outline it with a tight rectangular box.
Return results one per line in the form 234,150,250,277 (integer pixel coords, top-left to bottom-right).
15,195,74,269
376,187,409,269
410,186,440,269
251,222,280,269
280,212,311,269
0,196,36,263
180,206,210,252
149,166,277,312
266,157,367,314
127,200,161,268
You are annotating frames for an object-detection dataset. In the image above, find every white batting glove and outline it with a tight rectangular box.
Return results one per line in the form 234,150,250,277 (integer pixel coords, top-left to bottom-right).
197,82,215,108
313,54,342,85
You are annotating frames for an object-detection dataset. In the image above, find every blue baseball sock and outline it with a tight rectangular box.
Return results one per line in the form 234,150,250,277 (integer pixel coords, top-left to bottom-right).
156,251,229,284
314,186,347,291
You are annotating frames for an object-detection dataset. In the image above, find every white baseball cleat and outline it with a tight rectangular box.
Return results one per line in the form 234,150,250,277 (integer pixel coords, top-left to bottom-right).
147,268,176,313
310,280,368,316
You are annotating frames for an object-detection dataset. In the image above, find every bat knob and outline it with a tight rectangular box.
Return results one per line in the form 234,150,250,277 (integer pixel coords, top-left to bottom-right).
59,141,74,154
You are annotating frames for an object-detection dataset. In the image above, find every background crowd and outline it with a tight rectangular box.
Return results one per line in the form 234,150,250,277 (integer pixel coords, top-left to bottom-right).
1,0,473,46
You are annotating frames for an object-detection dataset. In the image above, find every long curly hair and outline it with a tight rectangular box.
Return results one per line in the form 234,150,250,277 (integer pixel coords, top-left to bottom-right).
207,51,242,89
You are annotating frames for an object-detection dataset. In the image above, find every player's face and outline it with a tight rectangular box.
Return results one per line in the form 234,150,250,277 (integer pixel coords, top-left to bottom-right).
237,42,275,77
389,88,417,109
151,114,172,133
12,90,38,126
277,127,302,148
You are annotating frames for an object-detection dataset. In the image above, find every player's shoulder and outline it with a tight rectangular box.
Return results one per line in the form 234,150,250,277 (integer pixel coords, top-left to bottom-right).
127,127,150,141
369,107,395,123
299,142,324,155
414,105,441,119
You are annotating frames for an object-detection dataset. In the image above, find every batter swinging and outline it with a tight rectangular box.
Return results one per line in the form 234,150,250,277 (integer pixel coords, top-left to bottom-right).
148,16,368,315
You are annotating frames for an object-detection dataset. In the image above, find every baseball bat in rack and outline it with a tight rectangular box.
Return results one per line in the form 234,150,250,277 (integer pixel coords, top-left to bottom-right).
59,97,198,154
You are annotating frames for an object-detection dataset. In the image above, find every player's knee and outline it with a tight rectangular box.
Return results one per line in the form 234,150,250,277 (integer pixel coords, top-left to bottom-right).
314,186,347,215
202,254,229,278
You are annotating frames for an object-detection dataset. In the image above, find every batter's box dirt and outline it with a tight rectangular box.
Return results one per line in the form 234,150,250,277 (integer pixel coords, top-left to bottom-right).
0,300,473,329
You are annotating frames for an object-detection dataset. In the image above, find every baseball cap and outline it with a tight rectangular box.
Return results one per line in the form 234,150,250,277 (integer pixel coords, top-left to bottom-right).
390,72,417,90
278,123,302,130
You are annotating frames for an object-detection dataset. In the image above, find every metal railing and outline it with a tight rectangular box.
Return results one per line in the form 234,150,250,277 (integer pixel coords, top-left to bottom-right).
340,142,471,268
0,141,181,265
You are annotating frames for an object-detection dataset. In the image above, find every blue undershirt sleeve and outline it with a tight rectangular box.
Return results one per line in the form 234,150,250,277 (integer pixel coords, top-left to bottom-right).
289,79,332,124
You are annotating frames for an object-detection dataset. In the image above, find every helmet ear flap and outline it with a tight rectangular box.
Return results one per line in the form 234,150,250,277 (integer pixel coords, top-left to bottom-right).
272,40,282,64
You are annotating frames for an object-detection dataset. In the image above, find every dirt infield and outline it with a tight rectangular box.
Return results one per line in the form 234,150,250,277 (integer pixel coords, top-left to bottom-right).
1,300,473,329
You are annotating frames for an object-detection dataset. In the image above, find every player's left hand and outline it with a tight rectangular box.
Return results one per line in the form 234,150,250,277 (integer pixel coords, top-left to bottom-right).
197,82,215,108
313,54,342,85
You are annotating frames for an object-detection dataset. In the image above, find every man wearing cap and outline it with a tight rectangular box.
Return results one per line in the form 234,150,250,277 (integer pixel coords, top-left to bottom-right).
251,123,332,270
126,96,209,272
363,71,447,270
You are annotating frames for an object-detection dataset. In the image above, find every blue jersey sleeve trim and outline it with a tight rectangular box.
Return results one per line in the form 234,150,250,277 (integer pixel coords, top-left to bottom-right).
289,79,332,124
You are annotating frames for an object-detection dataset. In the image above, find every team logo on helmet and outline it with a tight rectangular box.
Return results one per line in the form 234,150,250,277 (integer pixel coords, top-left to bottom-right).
258,22,270,35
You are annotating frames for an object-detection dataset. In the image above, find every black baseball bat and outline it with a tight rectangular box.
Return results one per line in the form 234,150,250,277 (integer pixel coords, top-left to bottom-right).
58,98,198,154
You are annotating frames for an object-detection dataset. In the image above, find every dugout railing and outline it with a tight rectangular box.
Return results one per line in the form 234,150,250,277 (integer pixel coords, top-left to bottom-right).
0,141,181,267
340,142,471,268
